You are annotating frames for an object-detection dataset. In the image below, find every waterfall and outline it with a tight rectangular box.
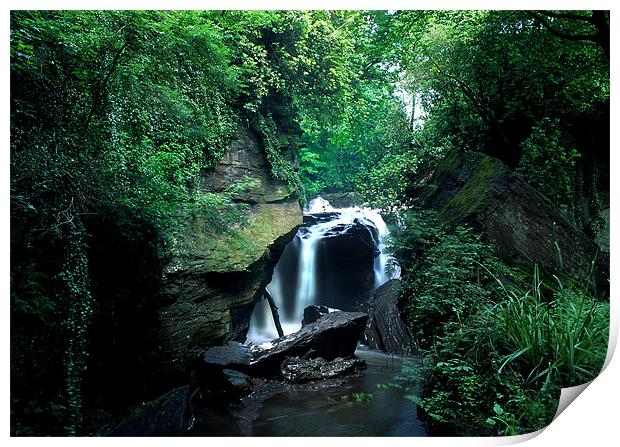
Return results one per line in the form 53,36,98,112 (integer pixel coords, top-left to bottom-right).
245,196,400,345
295,233,318,319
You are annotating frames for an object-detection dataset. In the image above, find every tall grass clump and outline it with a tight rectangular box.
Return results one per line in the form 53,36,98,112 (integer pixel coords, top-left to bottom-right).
487,266,609,387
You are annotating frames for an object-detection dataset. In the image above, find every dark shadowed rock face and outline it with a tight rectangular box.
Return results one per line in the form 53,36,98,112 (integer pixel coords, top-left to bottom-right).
412,150,609,293
301,305,330,327
109,386,191,436
364,280,413,355
313,220,378,309
250,311,369,376
280,357,367,383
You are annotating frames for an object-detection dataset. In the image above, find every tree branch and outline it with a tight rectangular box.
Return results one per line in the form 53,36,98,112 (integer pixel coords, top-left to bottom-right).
531,12,598,42
82,35,134,132
535,10,596,23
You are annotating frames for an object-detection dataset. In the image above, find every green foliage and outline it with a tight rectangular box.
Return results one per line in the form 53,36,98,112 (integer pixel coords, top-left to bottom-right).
362,152,419,211
395,209,608,435
10,9,609,436
59,222,93,436
486,268,609,387
258,113,304,201
407,358,487,430
10,10,332,435
329,392,375,405
516,119,581,216
396,211,500,347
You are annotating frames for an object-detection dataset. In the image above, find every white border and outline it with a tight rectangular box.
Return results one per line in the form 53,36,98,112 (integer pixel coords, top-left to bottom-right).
3,1,617,446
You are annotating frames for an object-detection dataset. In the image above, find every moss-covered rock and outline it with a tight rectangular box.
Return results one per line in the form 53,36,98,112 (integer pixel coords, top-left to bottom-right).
440,155,497,224
166,201,301,275
109,386,190,436
155,121,302,380
411,150,609,295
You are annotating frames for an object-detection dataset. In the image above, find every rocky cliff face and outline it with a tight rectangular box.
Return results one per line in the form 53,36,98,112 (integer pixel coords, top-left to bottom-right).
156,122,302,379
411,150,609,293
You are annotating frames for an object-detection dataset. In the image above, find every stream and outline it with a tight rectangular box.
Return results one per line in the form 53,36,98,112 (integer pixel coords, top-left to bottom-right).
246,347,426,436
204,197,425,437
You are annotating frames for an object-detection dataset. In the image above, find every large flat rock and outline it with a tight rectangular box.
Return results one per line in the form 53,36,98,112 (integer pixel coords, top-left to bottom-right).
249,311,369,376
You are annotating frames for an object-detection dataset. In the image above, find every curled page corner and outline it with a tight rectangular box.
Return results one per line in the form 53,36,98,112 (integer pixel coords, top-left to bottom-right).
549,322,617,422
552,381,593,422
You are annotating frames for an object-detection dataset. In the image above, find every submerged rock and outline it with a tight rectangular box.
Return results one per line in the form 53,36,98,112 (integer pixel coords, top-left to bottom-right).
250,311,369,375
281,356,367,383
301,305,330,327
222,369,253,390
364,280,413,355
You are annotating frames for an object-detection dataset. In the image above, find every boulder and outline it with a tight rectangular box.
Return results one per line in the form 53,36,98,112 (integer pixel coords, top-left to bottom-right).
364,280,413,355
194,342,254,402
250,311,369,375
222,369,253,393
202,342,252,370
280,356,367,383
312,220,379,309
301,305,330,327
109,386,191,436
411,150,609,294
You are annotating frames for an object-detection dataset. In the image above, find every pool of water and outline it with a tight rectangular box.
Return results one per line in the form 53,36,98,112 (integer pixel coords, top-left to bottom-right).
245,347,427,436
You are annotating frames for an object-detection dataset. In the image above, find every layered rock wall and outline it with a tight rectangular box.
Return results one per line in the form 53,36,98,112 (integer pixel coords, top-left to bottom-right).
156,122,302,378
411,150,608,292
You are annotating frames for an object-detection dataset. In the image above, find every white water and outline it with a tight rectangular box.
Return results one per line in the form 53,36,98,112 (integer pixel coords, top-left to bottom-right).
295,235,318,319
246,197,399,344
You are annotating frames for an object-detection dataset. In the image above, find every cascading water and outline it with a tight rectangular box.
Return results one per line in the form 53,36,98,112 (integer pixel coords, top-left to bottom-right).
295,232,318,319
246,196,399,344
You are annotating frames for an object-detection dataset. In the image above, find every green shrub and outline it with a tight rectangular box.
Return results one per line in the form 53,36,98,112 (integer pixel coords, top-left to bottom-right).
395,210,609,436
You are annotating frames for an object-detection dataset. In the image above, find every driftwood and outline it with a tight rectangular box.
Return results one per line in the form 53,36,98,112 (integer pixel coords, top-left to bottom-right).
264,288,284,338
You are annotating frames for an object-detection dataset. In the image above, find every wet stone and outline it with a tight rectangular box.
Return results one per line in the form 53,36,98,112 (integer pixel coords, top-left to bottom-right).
280,356,367,383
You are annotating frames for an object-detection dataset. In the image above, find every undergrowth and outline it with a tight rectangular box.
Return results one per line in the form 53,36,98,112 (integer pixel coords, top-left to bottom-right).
391,209,609,436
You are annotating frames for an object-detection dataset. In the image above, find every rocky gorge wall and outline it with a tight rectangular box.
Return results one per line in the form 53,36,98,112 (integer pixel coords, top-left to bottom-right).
155,120,302,380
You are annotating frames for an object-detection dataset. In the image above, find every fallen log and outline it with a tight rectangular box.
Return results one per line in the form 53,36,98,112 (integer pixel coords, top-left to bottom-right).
265,288,284,338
